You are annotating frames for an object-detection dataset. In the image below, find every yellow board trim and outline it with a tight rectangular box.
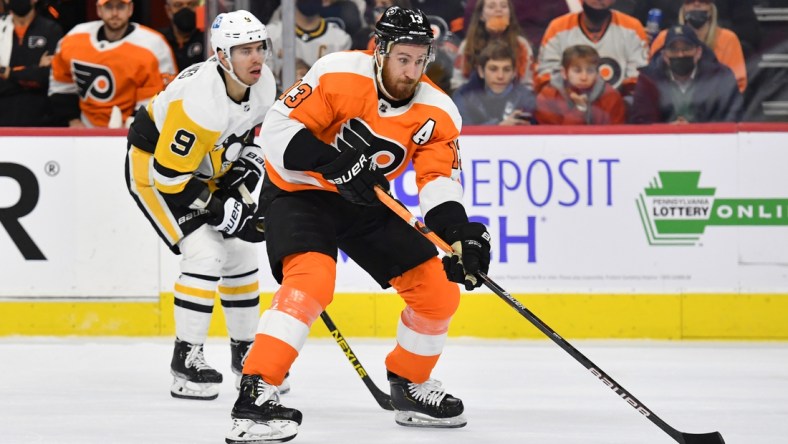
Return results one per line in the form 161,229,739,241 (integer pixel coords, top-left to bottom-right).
1,293,787,339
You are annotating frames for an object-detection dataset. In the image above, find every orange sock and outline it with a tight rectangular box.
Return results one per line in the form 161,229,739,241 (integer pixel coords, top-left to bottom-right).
242,252,336,384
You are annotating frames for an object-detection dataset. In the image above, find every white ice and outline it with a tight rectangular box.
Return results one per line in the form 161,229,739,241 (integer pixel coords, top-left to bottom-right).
1,337,786,443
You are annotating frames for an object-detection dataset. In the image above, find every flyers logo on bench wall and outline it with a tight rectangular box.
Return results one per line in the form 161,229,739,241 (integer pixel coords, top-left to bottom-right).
73,61,115,101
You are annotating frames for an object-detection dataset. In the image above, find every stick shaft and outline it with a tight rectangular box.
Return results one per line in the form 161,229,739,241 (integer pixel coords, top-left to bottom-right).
320,311,394,411
373,186,708,444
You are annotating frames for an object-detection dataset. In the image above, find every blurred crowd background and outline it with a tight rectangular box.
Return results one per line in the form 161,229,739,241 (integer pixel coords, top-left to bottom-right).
1,0,786,128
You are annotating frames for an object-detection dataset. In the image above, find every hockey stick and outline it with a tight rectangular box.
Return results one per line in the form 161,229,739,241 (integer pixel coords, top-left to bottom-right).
239,185,393,410
373,186,725,444
320,311,394,411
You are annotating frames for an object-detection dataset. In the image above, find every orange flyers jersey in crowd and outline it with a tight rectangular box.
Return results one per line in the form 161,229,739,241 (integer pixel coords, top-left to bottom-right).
537,11,649,92
261,50,465,217
49,21,176,127
147,58,276,196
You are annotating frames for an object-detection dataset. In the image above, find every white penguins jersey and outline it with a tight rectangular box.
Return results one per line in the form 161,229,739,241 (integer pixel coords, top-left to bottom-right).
148,57,276,196
265,19,352,82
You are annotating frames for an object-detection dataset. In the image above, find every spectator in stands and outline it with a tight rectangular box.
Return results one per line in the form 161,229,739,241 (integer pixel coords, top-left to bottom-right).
321,0,363,37
0,0,63,126
613,0,761,59
250,0,281,25
630,24,742,123
535,44,626,125
648,0,746,93
410,0,465,37
265,0,351,88
452,0,534,92
159,0,205,73
463,0,570,55
49,0,176,128
352,0,411,50
35,0,86,35
452,40,536,125
295,57,310,79
537,0,649,98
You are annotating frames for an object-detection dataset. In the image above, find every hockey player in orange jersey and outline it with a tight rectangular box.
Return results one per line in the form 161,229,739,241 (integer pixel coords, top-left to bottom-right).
225,6,492,443
49,0,176,127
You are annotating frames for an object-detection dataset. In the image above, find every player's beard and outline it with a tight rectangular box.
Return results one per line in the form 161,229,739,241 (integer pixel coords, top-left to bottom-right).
382,74,419,100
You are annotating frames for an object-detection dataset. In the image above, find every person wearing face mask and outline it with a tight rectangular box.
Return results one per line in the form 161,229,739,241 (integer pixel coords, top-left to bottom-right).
264,0,351,89
648,0,746,93
630,24,741,124
612,0,760,60
451,0,534,92
158,0,205,73
536,0,649,99
0,0,63,126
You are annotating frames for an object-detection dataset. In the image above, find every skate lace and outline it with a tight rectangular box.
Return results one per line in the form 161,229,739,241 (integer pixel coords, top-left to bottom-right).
253,379,281,407
184,344,212,371
407,379,447,407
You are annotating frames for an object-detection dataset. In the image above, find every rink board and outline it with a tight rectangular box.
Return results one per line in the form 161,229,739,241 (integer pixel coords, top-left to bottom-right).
1,125,787,338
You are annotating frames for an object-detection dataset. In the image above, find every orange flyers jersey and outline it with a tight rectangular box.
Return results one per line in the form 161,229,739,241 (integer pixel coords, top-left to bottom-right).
261,50,465,217
49,21,176,127
537,11,648,91
148,57,276,196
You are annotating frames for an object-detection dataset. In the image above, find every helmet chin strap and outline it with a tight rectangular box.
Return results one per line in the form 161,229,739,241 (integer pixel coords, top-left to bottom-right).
374,52,398,101
219,50,254,88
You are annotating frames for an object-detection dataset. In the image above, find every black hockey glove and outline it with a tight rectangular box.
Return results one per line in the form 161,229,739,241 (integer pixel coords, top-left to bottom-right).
219,144,265,194
315,119,389,206
207,194,265,243
442,222,491,291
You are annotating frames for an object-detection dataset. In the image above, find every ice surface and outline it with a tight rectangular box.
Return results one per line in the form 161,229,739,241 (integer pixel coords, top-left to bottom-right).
0,338,785,443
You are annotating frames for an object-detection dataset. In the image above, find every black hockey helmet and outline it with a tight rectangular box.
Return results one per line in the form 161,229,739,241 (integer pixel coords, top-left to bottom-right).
374,6,435,58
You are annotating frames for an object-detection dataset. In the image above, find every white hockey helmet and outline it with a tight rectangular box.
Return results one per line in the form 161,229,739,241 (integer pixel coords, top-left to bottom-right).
210,10,272,85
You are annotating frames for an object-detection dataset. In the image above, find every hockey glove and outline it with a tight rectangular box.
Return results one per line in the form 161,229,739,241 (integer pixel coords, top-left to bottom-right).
219,144,265,194
207,195,265,243
315,119,390,206
442,222,492,291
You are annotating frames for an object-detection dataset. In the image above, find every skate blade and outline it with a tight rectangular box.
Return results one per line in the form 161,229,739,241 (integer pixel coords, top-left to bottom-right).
394,410,467,428
225,418,298,443
170,376,220,400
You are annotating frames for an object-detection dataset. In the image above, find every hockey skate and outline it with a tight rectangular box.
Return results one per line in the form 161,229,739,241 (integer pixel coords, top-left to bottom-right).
230,339,291,394
170,338,223,400
388,371,467,428
226,374,302,443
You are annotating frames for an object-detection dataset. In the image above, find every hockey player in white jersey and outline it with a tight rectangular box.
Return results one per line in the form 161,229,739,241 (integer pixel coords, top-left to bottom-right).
124,10,278,401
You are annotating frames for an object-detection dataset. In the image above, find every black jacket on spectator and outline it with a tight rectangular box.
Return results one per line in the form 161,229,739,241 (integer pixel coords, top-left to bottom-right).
0,13,63,126
158,26,205,73
630,47,743,123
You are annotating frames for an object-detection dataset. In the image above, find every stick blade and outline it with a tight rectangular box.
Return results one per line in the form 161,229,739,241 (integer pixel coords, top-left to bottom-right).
681,431,725,444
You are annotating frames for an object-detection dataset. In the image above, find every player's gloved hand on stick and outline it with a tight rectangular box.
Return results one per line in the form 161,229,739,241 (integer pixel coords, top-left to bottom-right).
220,144,265,193
442,222,491,290
315,119,389,206
207,194,265,243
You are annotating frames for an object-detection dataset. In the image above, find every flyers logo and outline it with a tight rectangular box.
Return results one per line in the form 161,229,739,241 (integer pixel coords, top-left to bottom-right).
72,61,115,101
337,118,406,176
597,57,623,87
